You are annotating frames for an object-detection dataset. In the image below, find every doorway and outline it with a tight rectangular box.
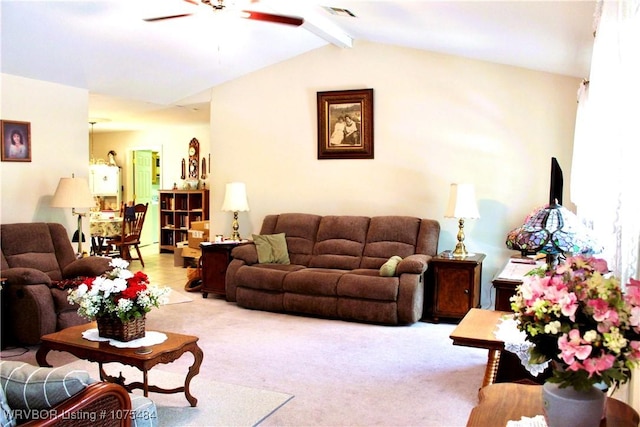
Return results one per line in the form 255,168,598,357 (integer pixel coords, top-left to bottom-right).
132,148,161,246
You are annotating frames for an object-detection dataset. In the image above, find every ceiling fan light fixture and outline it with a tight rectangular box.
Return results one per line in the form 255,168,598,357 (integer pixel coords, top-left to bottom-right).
323,7,356,18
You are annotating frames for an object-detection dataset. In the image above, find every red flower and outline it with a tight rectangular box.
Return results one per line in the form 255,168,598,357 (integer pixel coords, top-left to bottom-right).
83,277,95,289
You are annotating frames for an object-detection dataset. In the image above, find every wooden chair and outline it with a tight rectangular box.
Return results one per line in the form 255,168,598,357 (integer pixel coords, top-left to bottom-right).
106,203,148,267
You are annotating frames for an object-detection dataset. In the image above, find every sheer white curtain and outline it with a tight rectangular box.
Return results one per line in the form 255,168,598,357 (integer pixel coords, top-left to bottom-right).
571,0,640,284
571,0,640,408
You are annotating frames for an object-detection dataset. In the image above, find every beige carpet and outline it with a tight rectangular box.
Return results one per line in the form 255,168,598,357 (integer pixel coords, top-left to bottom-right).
63,360,293,427
162,290,193,305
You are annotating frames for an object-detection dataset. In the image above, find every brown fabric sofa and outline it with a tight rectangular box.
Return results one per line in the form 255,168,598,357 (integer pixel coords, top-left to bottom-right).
226,213,440,325
1,223,111,345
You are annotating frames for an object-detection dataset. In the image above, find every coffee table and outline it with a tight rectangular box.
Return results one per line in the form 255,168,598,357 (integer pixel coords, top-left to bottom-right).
36,323,204,407
449,308,509,387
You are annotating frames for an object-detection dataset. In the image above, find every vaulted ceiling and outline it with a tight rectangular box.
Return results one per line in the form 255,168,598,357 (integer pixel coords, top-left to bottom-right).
1,0,596,132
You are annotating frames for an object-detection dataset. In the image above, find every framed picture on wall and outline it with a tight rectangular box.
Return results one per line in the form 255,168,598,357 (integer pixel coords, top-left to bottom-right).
317,89,374,159
1,120,31,162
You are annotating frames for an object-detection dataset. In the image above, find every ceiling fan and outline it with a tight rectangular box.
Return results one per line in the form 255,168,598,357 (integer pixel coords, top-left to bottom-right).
144,0,304,27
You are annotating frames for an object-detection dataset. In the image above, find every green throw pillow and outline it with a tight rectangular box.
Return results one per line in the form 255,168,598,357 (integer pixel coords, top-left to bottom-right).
252,233,290,264
380,256,402,277
0,361,91,411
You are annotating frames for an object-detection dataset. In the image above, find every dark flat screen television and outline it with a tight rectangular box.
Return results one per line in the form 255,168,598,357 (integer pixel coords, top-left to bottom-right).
550,157,563,205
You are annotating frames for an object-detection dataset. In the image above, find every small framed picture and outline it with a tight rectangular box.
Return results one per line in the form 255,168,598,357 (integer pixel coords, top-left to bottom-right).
317,89,374,160
1,120,31,162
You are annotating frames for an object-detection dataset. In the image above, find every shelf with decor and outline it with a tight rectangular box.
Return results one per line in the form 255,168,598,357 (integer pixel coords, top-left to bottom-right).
159,189,209,253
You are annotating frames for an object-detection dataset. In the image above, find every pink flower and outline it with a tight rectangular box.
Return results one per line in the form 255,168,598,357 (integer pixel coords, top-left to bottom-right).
629,341,640,360
589,298,620,327
558,329,592,364
581,354,616,378
625,279,640,305
558,292,578,321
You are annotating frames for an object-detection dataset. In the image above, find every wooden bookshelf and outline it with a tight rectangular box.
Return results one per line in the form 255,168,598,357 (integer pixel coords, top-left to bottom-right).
158,189,209,253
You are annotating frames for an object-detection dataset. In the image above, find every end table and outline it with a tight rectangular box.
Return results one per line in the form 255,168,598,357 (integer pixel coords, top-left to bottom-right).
200,241,245,298
426,252,485,321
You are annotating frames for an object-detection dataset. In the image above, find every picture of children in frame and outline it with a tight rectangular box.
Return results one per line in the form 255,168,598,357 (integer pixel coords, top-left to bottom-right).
1,120,31,162
327,103,362,148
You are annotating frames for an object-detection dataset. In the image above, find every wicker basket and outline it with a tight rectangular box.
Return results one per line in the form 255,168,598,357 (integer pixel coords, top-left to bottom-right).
96,315,146,342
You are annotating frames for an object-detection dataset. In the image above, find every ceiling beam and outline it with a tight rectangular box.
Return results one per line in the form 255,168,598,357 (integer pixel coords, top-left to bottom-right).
301,14,353,48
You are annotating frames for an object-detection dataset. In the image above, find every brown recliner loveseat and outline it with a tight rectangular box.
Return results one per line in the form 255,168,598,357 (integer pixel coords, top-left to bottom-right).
226,213,440,325
1,223,111,345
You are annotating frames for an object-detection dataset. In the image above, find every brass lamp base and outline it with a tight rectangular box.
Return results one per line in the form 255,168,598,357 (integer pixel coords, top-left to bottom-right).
230,211,241,241
452,218,470,258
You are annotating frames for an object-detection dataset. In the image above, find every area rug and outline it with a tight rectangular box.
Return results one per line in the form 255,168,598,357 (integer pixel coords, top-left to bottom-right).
162,290,193,305
64,360,293,427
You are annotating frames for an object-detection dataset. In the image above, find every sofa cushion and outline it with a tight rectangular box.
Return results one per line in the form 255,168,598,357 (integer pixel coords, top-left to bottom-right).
283,268,344,296
379,256,402,277
360,216,421,269
236,264,304,292
338,270,399,301
0,386,16,427
268,214,322,266
253,233,290,264
309,216,369,270
0,361,91,410
0,223,64,280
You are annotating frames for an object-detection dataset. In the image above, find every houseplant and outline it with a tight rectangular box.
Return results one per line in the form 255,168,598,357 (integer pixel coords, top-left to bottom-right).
67,258,170,341
510,255,640,426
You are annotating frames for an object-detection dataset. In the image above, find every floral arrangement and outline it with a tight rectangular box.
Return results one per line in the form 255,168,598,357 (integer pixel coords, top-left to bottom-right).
68,259,170,323
510,255,640,391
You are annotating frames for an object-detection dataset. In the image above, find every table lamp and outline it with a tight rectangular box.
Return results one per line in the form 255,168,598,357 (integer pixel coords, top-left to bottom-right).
51,175,96,256
444,183,480,258
221,182,250,241
506,201,601,268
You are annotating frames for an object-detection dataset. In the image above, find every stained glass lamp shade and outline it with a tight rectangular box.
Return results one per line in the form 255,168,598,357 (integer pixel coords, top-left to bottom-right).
506,202,601,267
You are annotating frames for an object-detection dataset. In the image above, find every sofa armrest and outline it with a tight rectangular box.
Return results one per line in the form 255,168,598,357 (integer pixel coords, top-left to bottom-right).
22,382,133,427
396,254,431,275
231,243,258,265
62,256,111,279
2,267,52,286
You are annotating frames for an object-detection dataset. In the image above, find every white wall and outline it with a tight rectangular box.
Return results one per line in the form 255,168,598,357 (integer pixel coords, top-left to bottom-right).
91,126,211,203
208,41,580,308
0,74,91,240
1,41,580,309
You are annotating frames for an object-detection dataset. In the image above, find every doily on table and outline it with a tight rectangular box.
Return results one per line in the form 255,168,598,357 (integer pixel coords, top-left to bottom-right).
82,328,167,348
494,316,549,376
506,415,547,427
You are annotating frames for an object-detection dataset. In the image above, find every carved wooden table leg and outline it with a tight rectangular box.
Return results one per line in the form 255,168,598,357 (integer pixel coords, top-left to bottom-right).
482,349,502,388
35,344,52,367
184,342,204,407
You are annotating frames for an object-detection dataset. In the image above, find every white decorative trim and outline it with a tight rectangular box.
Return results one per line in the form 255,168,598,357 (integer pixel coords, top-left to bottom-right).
82,329,167,348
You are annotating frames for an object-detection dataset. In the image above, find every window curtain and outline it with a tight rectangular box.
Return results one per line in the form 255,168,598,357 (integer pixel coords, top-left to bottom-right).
571,0,640,408
571,0,640,284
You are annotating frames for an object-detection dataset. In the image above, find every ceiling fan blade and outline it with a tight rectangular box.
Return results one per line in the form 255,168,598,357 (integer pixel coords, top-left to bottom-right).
144,0,197,22
144,13,193,22
242,10,304,26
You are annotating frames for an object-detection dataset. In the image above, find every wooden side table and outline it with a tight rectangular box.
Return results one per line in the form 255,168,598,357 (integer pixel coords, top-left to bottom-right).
200,241,246,298
492,259,541,311
467,383,639,427
426,252,485,321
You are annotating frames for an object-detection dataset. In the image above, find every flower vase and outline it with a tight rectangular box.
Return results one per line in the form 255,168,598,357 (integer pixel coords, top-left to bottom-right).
542,381,605,427
96,314,146,342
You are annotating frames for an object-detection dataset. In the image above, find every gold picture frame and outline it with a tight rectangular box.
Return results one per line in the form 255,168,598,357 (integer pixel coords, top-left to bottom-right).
1,120,31,162
317,89,374,159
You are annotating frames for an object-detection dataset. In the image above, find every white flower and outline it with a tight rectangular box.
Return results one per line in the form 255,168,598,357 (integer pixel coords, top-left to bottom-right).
544,321,562,335
583,330,598,343
109,258,130,270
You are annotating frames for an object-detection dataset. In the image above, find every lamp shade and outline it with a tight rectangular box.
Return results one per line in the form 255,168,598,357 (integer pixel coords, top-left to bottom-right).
51,177,95,208
445,183,480,219
506,203,601,256
221,182,250,212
